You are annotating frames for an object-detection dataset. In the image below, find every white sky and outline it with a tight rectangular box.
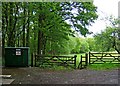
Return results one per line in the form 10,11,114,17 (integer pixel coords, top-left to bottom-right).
87,0,120,37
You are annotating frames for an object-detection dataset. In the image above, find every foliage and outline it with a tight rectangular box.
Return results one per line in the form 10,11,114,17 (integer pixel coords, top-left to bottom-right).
70,37,90,54
86,38,96,51
93,16,120,53
70,37,81,54
2,2,98,56
61,2,98,36
79,38,89,53
45,39,71,55
93,27,115,52
104,16,120,53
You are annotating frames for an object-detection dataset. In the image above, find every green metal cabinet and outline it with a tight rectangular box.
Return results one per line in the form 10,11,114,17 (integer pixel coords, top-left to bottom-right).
5,47,30,67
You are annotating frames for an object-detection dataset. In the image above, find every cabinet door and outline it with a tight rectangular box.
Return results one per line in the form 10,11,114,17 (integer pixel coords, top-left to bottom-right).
16,49,23,66
5,49,18,66
22,49,28,66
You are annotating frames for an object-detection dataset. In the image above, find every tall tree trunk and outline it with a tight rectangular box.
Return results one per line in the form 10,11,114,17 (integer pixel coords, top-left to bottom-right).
23,2,26,47
2,11,5,65
17,37,20,47
26,6,30,47
37,30,44,55
13,3,19,47
33,23,37,54
7,3,15,47
43,37,47,55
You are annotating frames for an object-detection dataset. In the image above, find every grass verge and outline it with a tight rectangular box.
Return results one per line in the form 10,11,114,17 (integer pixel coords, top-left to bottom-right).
39,65,74,71
87,63,120,70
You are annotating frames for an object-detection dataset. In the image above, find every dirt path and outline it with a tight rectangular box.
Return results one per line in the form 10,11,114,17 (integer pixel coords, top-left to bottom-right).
2,67,120,84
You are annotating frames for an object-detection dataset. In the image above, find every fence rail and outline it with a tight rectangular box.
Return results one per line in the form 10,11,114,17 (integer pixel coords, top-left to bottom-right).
35,55,77,69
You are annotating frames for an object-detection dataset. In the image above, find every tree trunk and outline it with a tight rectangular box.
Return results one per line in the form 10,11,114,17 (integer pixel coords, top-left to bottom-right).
37,30,44,55
43,37,47,55
7,3,15,47
37,14,45,55
2,11,5,65
23,2,26,47
26,6,30,47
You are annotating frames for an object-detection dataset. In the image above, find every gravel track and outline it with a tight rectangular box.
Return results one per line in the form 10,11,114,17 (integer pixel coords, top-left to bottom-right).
2,67,120,84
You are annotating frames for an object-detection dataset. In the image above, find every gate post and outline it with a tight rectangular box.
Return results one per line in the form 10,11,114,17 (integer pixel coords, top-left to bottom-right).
31,53,34,67
81,55,82,69
89,52,90,64
74,55,77,69
85,53,88,66
35,55,37,67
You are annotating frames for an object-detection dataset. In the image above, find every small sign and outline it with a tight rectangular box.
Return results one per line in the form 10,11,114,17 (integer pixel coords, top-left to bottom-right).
16,49,21,55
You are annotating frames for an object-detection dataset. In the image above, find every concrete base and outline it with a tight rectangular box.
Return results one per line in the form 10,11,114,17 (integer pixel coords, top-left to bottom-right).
1,79,15,84
0,75,11,78
0,75,14,84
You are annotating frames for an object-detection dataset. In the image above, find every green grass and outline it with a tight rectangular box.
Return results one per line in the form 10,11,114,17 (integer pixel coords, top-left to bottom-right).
39,65,74,71
70,53,85,67
87,63,120,70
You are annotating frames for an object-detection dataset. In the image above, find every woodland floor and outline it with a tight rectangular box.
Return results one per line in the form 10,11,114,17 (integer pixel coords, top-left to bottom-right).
2,67,120,85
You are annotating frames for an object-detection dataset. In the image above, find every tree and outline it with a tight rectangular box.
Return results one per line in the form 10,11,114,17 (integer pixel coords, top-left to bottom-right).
86,38,96,51
2,2,98,56
94,27,118,52
61,2,98,36
33,2,72,55
112,28,120,54
70,37,81,54
70,37,90,53
2,2,32,47
105,16,120,53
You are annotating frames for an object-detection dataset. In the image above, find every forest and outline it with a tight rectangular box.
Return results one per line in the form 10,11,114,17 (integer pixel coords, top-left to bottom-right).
1,2,120,57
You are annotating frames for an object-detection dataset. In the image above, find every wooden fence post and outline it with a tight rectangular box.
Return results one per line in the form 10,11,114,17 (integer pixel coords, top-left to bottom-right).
85,53,88,66
74,55,77,69
80,55,82,69
89,52,90,64
31,53,33,67
35,54,36,67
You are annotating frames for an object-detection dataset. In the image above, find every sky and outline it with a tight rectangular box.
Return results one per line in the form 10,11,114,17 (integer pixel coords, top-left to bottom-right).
87,0,120,37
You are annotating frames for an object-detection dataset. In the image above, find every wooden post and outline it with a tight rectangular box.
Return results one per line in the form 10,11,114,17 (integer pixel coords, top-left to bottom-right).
31,53,33,67
81,55,82,69
35,54,36,67
31,53,34,67
85,53,88,66
89,52,90,64
74,55,77,69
